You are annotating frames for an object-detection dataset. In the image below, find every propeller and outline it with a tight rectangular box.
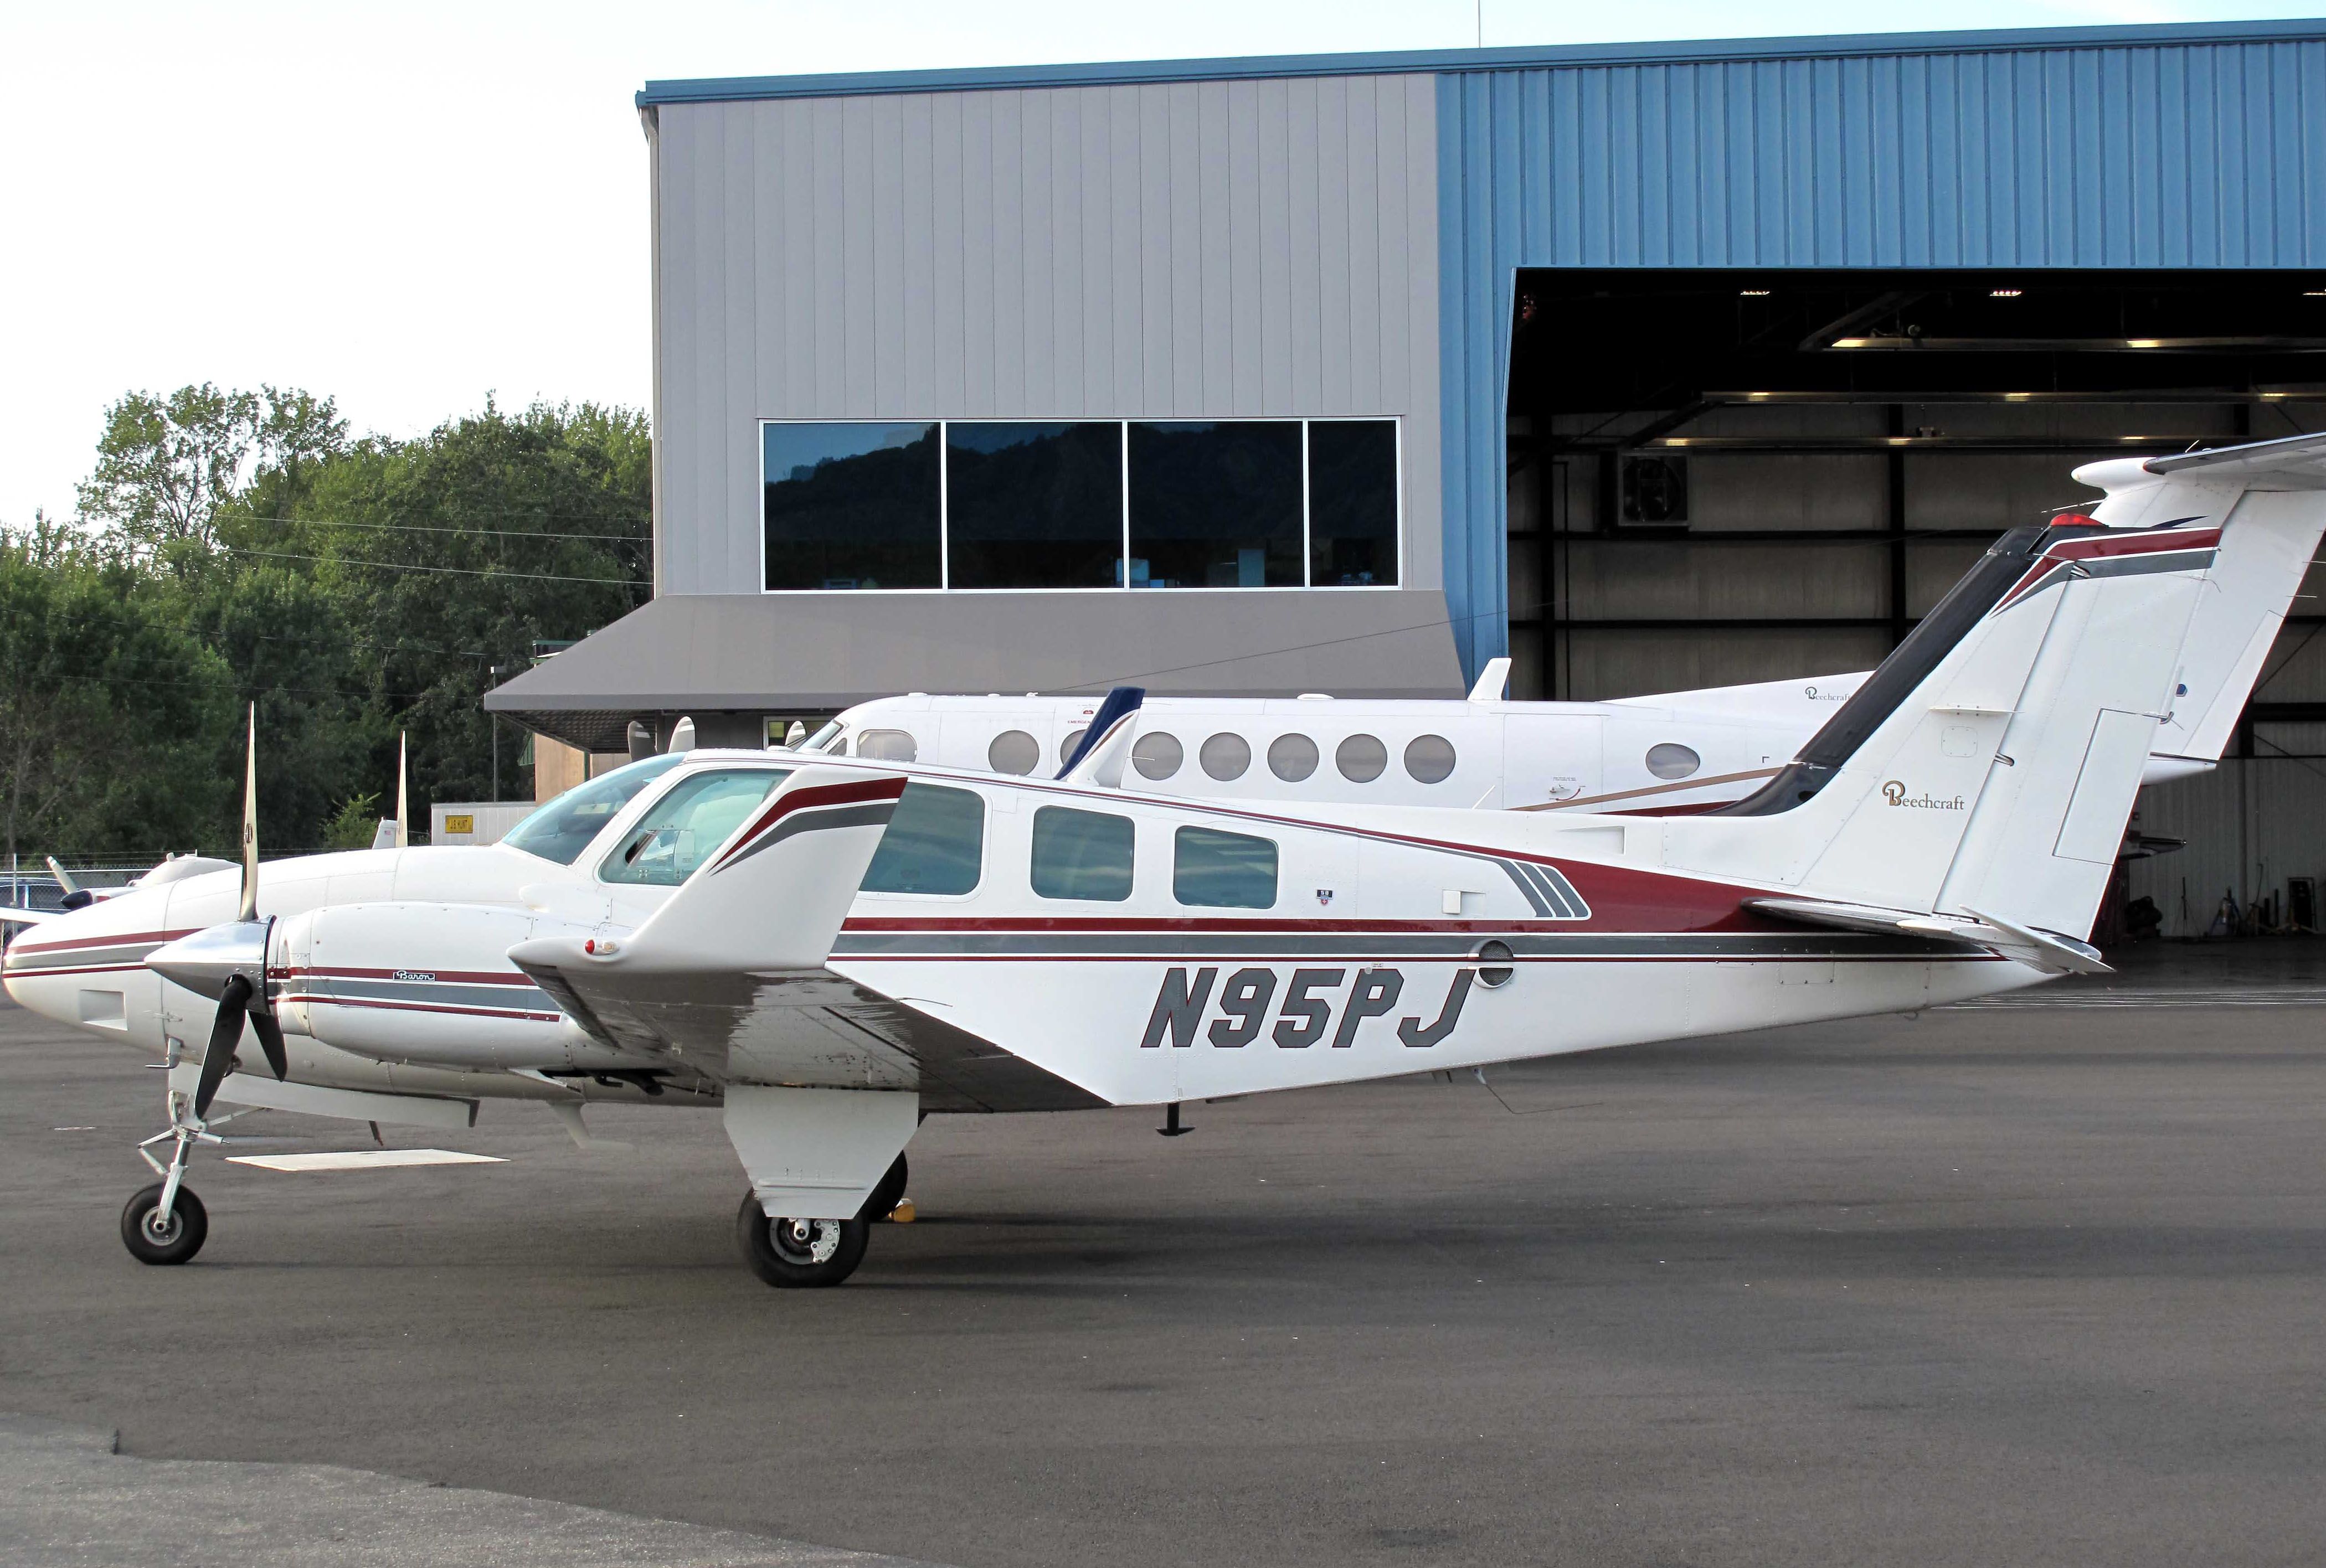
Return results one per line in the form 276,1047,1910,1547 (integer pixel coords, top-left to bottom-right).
146,703,286,1120
394,731,409,849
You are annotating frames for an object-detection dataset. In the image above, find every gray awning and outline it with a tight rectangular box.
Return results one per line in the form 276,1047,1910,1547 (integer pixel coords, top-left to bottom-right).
488,590,1463,748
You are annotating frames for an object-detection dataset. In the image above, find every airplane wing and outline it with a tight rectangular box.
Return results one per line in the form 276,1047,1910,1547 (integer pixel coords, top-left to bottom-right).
506,765,1105,1112
1,906,57,924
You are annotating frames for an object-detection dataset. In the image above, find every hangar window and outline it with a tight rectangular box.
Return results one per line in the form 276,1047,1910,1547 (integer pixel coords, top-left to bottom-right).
1268,733,1320,781
1031,807,1135,901
1131,731,1183,780
946,423,1124,588
855,729,918,762
1404,735,1457,783
1336,734,1388,782
1645,743,1702,780
861,783,984,896
987,730,1041,775
1200,733,1252,781
762,422,940,590
760,419,1399,591
1126,422,1303,588
600,767,789,886
1307,421,1400,585
503,754,686,866
1174,826,1278,909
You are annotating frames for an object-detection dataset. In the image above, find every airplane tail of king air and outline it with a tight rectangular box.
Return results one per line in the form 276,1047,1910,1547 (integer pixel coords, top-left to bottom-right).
1646,430,2326,969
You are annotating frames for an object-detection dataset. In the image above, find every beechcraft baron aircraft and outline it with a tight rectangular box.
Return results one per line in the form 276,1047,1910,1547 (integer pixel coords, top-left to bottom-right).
6,434,2323,1288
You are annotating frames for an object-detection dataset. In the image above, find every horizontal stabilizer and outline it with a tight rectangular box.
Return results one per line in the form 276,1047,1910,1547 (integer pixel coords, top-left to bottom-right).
2142,429,2326,487
1748,897,2111,976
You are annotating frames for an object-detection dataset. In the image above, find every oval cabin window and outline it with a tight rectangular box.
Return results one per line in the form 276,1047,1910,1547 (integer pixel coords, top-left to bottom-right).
1336,734,1387,782
856,729,917,762
987,730,1040,775
1268,733,1319,782
1645,742,1701,780
1200,733,1252,781
1059,728,1088,766
1403,734,1457,784
1132,731,1183,781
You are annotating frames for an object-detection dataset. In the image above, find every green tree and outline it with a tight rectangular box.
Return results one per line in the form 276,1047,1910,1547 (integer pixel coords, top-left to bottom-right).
0,519,236,861
78,384,347,566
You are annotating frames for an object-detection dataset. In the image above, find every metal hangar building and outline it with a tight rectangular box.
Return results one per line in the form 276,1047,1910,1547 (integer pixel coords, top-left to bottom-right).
489,18,2326,933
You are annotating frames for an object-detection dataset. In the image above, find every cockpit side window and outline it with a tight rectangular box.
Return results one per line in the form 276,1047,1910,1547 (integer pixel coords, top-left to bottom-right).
599,767,791,885
501,754,686,866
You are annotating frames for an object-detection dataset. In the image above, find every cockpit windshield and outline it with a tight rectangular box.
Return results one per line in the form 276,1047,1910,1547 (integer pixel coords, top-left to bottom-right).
501,754,686,865
799,720,845,753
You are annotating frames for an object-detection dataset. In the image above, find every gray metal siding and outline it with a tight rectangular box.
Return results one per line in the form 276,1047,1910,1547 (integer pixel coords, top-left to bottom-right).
653,74,1442,596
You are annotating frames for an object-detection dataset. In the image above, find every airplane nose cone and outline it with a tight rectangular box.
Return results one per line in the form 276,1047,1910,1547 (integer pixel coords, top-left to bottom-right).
145,920,271,1002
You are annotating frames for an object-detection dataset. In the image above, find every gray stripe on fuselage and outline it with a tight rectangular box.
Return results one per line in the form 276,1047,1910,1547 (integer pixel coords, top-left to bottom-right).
291,977,557,1013
830,930,1968,961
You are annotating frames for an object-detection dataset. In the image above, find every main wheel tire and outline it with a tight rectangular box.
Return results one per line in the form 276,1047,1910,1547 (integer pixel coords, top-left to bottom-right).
860,1153,909,1222
735,1192,868,1288
121,1183,208,1266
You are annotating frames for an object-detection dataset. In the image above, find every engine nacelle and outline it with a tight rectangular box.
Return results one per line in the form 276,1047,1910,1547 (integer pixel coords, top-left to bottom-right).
275,901,646,1071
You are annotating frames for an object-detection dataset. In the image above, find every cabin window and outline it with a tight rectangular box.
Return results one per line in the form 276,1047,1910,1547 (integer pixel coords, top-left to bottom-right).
1200,733,1252,781
1060,728,1088,767
1306,420,1399,585
1268,734,1319,782
1174,826,1278,909
856,729,917,762
1031,807,1135,901
987,730,1041,775
861,784,985,896
1128,422,1303,588
1131,732,1183,780
600,768,790,886
1336,734,1387,782
762,422,940,589
1645,742,1702,780
502,754,686,866
1403,734,1457,784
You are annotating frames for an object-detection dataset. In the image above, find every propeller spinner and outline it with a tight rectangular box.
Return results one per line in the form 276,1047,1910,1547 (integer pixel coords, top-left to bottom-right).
143,704,286,1118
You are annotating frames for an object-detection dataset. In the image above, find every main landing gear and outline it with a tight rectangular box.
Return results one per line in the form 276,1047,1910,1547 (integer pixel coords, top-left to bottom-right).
734,1153,910,1289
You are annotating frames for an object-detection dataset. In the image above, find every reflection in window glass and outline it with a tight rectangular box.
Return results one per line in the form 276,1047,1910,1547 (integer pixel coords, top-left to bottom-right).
987,730,1040,775
763,423,940,590
856,729,917,762
946,424,1124,588
1307,420,1399,586
1336,734,1387,782
861,784,984,895
1200,733,1251,781
600,768,788,885
1031,807,1134,901
1268,734,1319,781
1174,826,1278,909
502,754,685,866
1645,742,1702,780
1126,422,1301,588
1404,734,1457,783
1131,732,1183,780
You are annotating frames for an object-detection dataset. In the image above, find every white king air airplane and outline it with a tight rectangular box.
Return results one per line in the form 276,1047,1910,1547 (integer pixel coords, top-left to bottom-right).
6,434,2323,1289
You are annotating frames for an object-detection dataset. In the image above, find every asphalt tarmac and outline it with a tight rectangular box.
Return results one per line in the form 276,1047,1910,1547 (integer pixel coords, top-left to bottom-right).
3,945,2323,1567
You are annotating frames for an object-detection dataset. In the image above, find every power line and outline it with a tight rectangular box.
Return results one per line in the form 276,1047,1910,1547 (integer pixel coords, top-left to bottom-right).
225,512,650,543
223,546,639,586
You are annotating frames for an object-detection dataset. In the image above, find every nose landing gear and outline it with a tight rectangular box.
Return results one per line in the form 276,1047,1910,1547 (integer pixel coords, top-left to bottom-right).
121,1180,208,1265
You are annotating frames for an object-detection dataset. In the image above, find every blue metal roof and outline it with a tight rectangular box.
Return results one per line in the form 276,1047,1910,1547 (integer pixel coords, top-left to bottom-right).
637,20,2326,106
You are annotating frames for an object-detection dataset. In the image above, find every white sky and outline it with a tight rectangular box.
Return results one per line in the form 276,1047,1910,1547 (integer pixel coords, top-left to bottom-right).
2,0,2315,526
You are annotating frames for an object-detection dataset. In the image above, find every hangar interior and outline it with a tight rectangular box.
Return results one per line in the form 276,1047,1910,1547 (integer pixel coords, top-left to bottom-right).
1504,267,2326,933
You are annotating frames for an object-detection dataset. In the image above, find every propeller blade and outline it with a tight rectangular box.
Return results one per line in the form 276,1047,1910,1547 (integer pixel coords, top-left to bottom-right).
236,704,259,923
394,732,409,849
192,974,253,1119
248,1009,289,1082
44,855,79,896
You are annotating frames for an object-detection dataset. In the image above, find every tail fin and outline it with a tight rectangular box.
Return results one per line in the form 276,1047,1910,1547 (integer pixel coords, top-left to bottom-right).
1669,432,2326,942
2080,431,2326,769
511,765,906,979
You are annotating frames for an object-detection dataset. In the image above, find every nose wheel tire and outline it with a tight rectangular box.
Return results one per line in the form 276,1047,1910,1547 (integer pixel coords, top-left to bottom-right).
736,1191,868,1288
121,1183,208,1266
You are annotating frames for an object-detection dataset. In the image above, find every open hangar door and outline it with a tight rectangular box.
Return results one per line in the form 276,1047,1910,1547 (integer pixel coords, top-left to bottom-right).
1504,269,2326,937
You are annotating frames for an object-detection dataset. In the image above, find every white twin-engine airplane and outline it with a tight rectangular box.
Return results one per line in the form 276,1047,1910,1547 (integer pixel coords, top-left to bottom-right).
6,433,2323,1289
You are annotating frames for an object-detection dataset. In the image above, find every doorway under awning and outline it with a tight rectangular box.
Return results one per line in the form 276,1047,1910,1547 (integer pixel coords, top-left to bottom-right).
485,590,1465,752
